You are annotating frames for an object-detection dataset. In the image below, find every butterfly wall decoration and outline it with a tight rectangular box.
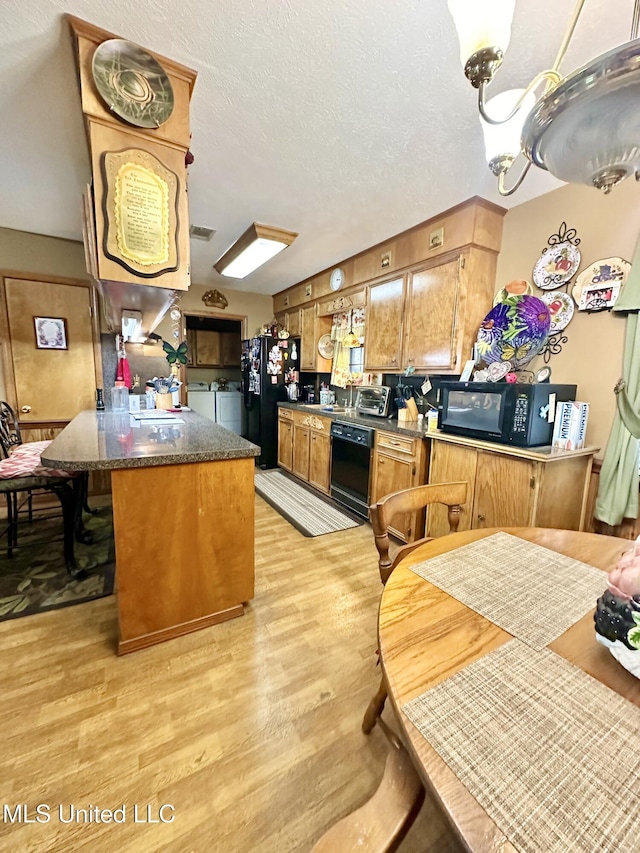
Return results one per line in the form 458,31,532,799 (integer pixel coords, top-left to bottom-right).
162,340,189,365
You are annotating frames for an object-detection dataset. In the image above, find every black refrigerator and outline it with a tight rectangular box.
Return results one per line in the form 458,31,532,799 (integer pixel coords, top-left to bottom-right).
242,336,299,468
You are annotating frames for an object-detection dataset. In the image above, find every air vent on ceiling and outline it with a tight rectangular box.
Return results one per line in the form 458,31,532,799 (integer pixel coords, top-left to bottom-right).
189,225,216,241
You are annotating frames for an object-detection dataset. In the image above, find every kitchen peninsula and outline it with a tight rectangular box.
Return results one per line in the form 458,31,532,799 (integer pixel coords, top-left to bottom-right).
42,410,259,654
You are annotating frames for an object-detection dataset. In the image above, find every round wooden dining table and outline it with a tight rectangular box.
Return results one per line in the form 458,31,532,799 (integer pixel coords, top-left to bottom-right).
378,527,640,853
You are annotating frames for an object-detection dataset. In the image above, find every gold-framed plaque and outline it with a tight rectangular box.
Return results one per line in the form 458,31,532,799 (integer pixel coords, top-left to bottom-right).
102,148,179,278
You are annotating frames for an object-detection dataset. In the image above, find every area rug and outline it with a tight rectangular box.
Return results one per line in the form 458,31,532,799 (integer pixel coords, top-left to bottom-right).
0,506,115,622
254,469,363,537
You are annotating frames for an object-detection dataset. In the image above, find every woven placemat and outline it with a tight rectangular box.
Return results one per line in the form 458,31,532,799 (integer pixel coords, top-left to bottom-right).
409,532,606,649
403,640,640,853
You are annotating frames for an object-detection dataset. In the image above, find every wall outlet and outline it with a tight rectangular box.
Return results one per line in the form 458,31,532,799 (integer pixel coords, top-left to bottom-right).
305,284,312,298
381,251,391,269
284,295,289,307
429,226,444,250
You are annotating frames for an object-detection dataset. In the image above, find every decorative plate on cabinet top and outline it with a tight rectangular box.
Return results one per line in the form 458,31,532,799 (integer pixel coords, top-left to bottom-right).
572,257,631,311
92,39,174,129
532,241,581,290
318,334,335,359
539,290,575,332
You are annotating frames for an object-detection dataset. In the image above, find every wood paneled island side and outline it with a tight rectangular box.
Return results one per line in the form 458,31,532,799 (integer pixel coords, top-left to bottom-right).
42,410,260,654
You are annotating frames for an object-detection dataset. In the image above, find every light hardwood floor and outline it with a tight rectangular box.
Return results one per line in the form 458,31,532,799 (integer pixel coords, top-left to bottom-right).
0,495,462,853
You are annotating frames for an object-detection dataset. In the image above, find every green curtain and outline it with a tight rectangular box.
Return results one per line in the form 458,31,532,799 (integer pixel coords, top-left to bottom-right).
595,232,640,526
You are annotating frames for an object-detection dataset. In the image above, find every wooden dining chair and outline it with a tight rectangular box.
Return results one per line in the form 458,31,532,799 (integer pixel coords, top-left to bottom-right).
363,480,468,734
310,716,424,853
0,401,90,576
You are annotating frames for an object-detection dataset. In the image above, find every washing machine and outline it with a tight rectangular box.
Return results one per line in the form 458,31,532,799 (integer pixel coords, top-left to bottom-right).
187,381,216,421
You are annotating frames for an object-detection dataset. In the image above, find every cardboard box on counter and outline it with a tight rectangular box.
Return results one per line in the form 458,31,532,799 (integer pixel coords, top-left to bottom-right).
552,401,589,450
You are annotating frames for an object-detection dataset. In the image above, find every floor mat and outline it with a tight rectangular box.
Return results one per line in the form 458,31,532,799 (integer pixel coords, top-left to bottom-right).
0,506,115,622
255,469,363,536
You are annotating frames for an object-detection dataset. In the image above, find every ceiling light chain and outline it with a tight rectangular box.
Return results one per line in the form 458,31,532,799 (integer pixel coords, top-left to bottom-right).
448,0,640,196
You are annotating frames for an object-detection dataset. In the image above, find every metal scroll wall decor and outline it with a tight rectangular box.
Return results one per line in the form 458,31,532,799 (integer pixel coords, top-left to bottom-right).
532,221,581,364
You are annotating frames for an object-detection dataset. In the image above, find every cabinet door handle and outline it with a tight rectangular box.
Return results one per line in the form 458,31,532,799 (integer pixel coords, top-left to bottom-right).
477,514,485,522
21,405,31,413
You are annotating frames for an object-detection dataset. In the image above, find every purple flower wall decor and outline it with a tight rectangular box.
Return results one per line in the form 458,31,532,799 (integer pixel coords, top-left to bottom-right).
475,295,550,369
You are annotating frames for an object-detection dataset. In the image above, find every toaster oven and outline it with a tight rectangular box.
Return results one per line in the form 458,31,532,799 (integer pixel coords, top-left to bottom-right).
355,385,391,418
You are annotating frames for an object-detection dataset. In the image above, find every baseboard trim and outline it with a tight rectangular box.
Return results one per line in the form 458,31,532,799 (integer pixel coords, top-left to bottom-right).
117,605,245,655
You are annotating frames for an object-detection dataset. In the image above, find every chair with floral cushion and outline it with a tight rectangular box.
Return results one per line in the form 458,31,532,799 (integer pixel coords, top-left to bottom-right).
0,402,89,576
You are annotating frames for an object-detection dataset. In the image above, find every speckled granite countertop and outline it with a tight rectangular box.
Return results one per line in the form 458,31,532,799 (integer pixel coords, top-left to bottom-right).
41,410,260,471
277,403,599,462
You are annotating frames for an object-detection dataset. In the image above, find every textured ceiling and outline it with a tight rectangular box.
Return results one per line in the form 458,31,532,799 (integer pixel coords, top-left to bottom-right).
0,1,633,295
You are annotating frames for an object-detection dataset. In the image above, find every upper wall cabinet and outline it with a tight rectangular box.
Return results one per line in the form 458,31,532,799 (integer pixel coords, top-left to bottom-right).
364,277,405,371
403,256,461,371
364,247,498,374
300,305,332,372
273,197,505,314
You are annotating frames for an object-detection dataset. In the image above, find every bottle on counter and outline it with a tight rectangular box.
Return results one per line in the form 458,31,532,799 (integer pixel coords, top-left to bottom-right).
112,382,129,413
96,388,105,411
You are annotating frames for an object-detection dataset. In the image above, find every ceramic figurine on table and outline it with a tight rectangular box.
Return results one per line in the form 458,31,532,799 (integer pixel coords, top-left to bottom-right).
594,536,640,678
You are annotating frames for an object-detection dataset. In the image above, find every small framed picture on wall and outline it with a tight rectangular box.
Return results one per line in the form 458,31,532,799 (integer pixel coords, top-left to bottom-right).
34,317,68,350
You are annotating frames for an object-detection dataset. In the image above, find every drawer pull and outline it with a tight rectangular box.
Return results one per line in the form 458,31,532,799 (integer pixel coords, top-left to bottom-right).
477,514,485,522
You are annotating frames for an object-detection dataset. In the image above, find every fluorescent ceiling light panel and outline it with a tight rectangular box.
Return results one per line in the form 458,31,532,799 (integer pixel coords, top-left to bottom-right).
214,222,298,278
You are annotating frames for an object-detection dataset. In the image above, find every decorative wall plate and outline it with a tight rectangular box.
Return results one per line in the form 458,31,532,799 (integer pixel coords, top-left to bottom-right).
92,39,174,128
475,295,551,370
493,280,533,305
539,290,575,332
318,334,335,359
573,257,631,311
533,241,581,289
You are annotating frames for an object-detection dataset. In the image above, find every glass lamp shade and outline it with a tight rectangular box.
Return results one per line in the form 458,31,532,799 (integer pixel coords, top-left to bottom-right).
447,0,516,65
480,88,536,167
522,39,640,190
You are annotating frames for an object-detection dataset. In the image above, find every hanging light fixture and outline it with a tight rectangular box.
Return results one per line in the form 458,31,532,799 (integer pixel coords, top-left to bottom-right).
447,0,640,195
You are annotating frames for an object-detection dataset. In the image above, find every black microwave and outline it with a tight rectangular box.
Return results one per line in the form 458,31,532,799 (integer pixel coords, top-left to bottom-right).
440,382,577,447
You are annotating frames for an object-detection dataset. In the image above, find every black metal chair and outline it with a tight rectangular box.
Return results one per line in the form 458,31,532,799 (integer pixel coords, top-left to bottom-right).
0,402,90,576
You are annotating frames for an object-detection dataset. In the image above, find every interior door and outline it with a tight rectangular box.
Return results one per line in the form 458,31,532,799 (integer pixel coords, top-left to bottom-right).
3,278,97,422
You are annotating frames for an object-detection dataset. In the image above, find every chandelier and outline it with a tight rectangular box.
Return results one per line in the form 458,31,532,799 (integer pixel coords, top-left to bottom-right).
447,0,640,195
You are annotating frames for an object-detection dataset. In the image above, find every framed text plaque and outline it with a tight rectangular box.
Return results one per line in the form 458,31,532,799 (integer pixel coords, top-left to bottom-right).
102,148,179,277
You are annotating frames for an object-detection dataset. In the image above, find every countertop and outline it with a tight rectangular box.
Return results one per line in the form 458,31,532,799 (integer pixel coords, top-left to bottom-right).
41,410,260,471
277,402,599,463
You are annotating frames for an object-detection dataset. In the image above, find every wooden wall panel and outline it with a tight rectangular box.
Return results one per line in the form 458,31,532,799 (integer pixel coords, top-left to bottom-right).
89,123,190,291
67,15,196,151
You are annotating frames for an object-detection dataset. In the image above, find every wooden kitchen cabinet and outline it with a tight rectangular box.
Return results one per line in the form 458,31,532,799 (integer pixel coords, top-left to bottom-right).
277,409,293,471
292,423,310,480
278,408,331,493
300,305,333,372
195,330,222,366
364,276,405,371
309,429,331,493
403,255,462,371
371,430,427,542
190,330,240,367
363,248,498,375
427,435,595,538
286,309,301,337
221,332,241,366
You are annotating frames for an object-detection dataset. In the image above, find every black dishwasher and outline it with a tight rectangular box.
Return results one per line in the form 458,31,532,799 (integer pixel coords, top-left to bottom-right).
330,421,374,519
